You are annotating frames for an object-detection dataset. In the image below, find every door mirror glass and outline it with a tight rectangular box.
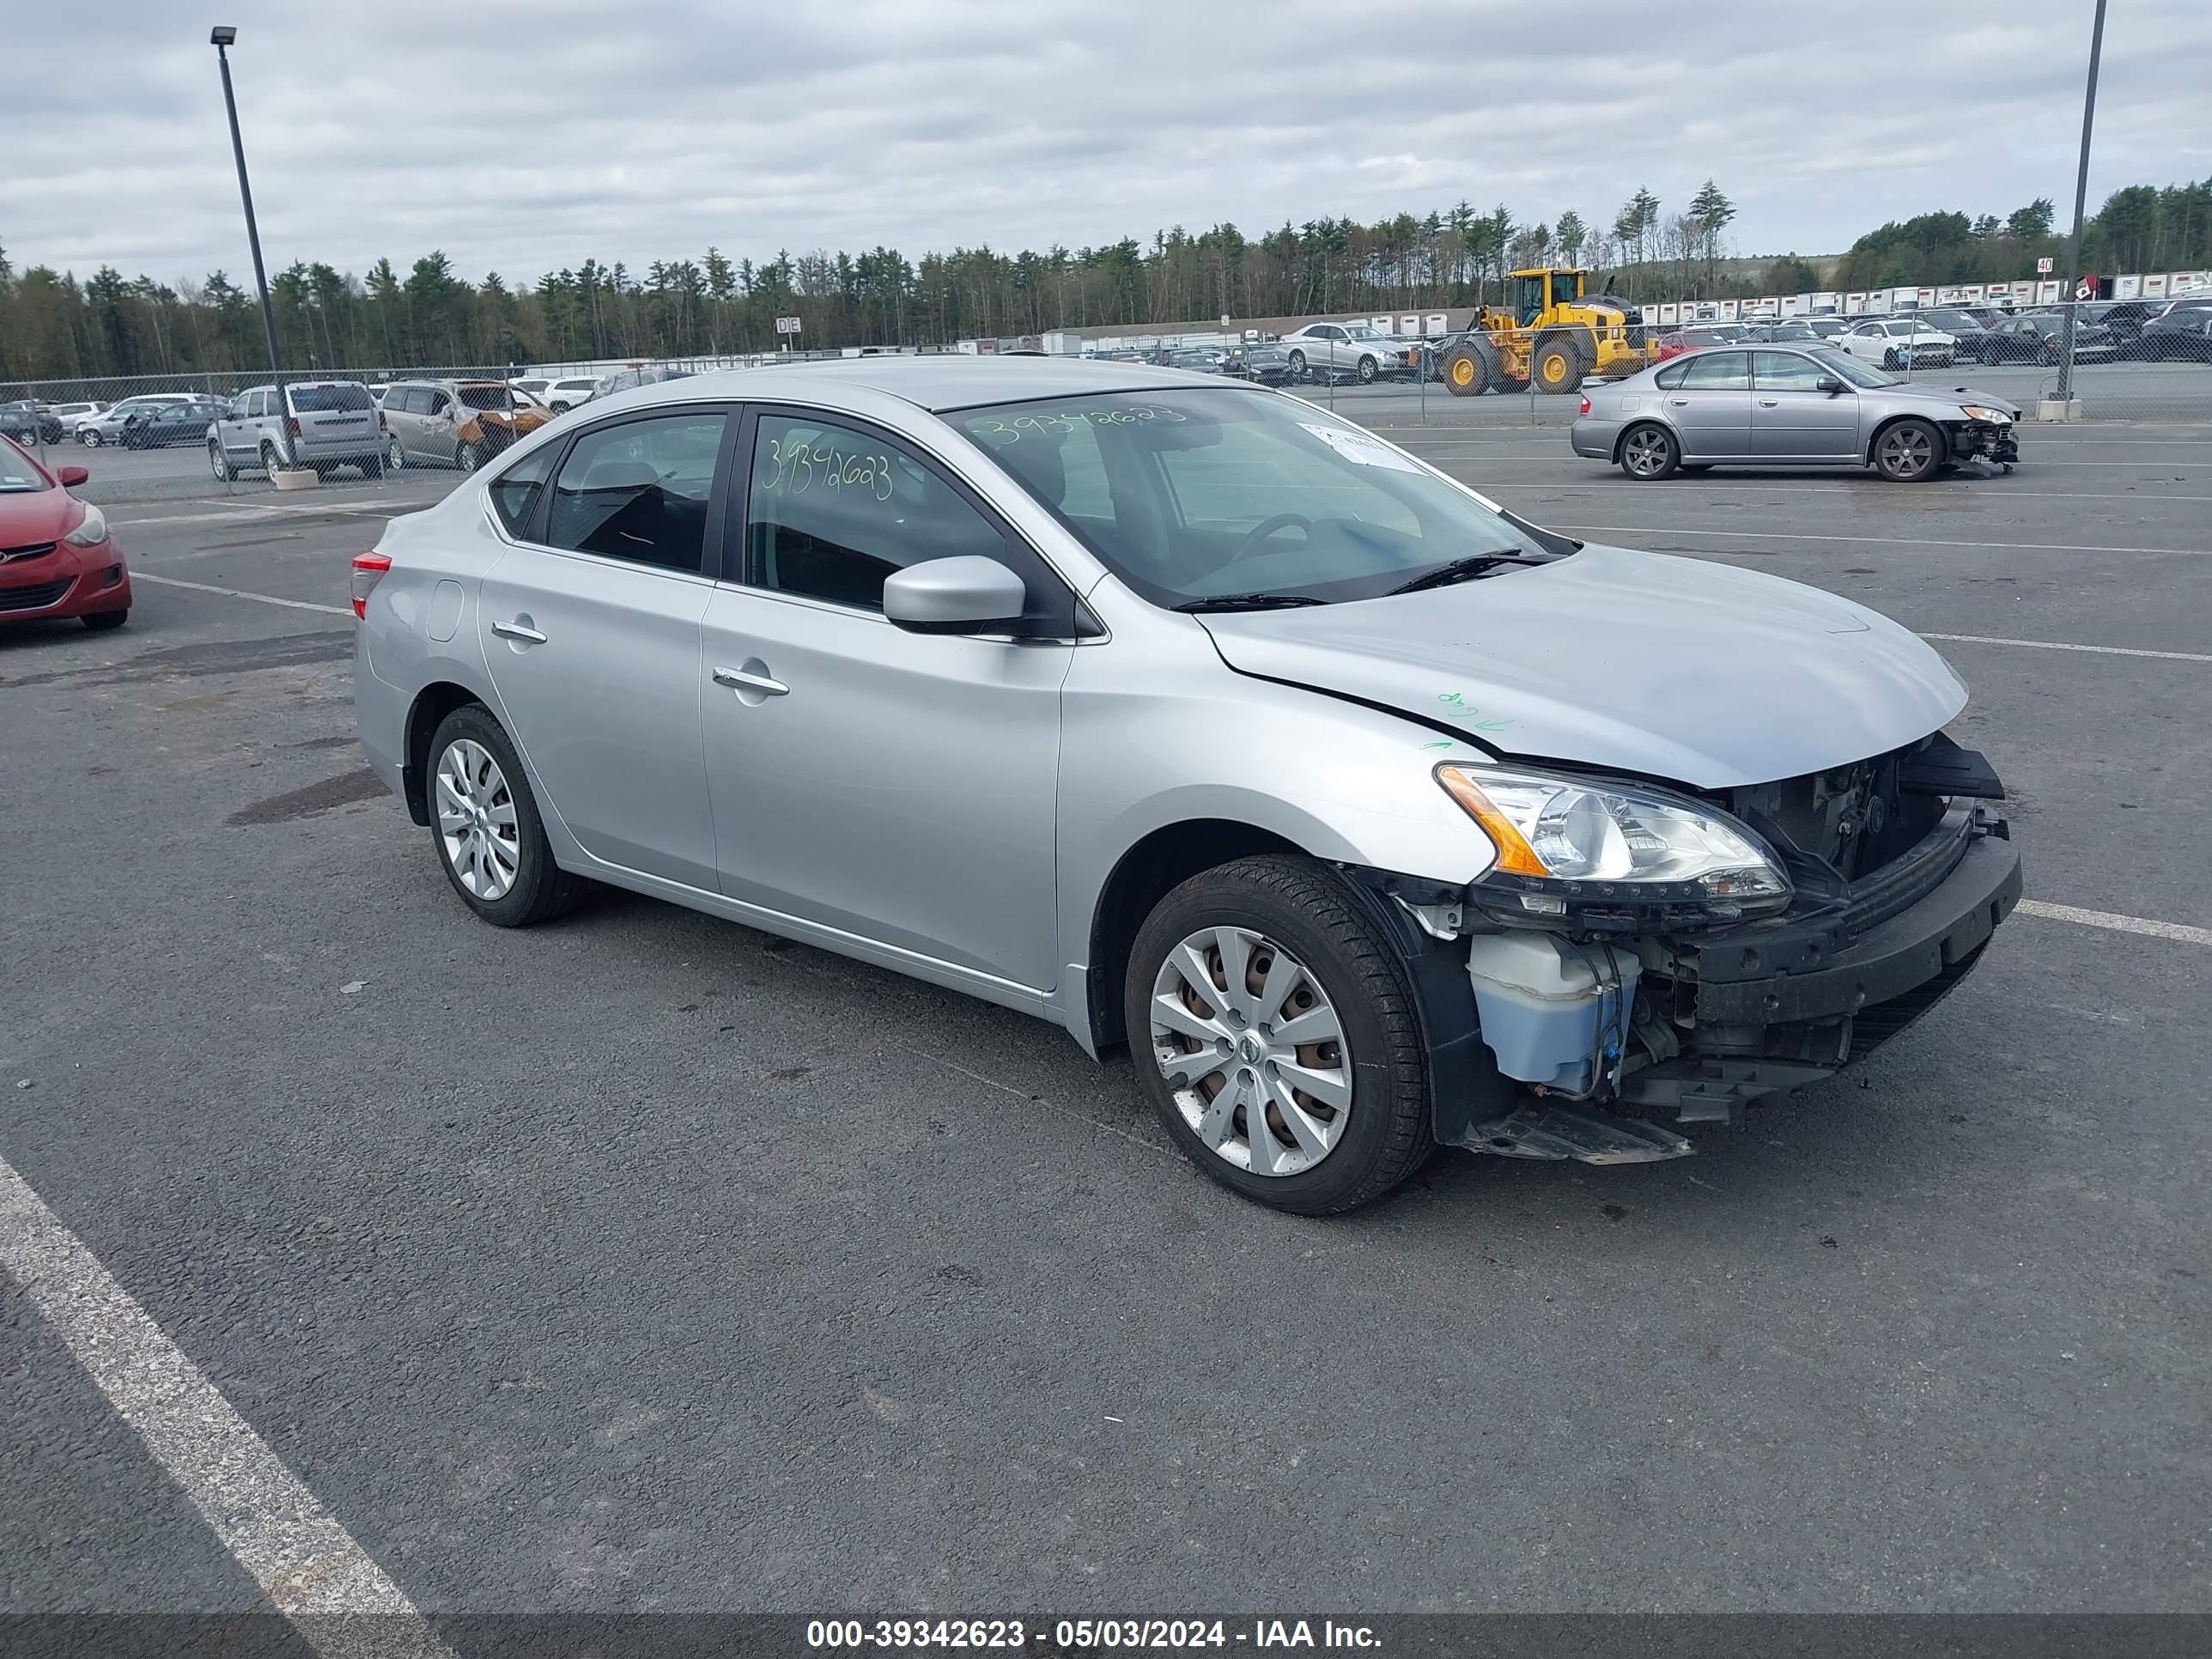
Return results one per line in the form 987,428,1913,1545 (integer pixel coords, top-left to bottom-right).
883,556,1029,635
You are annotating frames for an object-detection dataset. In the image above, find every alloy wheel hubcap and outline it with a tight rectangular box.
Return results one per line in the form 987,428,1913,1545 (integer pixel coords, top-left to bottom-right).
435,738,520,901
1626,431,1667,474
1150,926,1352,1177
1882,429,1931,474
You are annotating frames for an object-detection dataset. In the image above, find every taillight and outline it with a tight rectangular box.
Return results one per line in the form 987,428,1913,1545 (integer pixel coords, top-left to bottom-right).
350,550,391,619
377,410,387,431
287,416,301,437
1578,395,1591,415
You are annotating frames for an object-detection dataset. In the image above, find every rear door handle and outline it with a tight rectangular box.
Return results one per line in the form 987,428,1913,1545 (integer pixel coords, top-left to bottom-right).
1667,398,1689,406
491,620,547,643
713,665,789,696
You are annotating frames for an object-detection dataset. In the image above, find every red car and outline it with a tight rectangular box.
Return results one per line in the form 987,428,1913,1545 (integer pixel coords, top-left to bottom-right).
0,434,131,630
1654,325,1736,362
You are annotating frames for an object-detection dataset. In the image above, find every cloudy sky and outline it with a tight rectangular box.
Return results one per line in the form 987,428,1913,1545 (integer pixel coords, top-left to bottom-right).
9,0,2210,289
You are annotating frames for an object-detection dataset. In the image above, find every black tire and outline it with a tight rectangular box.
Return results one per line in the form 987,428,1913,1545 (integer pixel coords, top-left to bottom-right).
1619,421,1680,480
82,609,127,631
80,431,102,448
1356,354,1379,384
1124,854,1432,1215
208,441,236,483
1679,463,1713,472
425,704,586,927
1285,349,1307,379
1882,349,1900,369
1440,346,1488,397
258,443,282,475
457,441,482,473
1534,339,1583,394
1872,416,1945,483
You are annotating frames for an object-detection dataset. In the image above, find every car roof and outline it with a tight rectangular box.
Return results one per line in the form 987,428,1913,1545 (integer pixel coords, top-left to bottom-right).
623,356,1206,414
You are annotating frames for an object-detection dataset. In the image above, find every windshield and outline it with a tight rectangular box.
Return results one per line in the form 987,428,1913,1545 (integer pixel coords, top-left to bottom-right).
952,387,1549,609
289,384,374,413
1809,348,1898,388
0,441,50,490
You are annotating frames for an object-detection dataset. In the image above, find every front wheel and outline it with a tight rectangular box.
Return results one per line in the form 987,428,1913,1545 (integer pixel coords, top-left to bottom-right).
80,430,102,447
1620,422,1680,480
1534,341,1583,393
1125,855,1431,1214
457,441,481,473
1874,417,1945,483
209,441,236,483
386,435,404,473
427,705,585,927
1286,349,1307,379
1356,355,1378,384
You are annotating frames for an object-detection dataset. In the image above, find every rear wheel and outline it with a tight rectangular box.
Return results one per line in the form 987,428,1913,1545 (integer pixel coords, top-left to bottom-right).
427,705,585,927
1620,422,1680,480
1125,855,1431,1215
1534,340,1583,393
1873,417,1944,483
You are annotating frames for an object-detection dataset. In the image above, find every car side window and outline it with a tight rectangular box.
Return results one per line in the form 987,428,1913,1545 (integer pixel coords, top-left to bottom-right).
1653,361,1691,389
1679,351,1751,390
1754,351,1828,391
488,445,559,538
427,392,452,416
746,413,1010,611
545,411,726,574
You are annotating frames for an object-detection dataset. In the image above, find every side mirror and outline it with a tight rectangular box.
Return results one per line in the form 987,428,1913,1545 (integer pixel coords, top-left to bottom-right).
1815,376,1844,394
884,556,1028,635
58,465,88,486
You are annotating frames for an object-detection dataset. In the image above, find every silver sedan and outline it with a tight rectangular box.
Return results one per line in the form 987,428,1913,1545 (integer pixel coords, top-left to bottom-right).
1571,345,2021,482
354,359,2021,1212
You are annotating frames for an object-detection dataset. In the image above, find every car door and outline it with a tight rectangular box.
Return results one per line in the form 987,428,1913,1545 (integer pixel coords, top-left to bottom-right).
1751,350,1859,459
1666,350,1754,458
699,406,1073,990
476,407,730,890
422,389,459,463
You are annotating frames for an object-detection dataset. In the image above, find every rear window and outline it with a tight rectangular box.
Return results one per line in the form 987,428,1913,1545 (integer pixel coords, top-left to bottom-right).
458,386,516,412
289,384,373,413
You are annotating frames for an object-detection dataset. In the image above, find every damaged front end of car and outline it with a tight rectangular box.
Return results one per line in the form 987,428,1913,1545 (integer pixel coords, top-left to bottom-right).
1341,732,2024,1164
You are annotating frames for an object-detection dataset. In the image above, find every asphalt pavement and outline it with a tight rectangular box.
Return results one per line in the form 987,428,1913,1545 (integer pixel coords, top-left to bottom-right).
3,416,2209,1632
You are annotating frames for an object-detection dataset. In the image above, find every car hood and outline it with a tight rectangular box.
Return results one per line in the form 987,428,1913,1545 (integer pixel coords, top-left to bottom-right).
0,486,84,544
1197,544,1967,790
1874,380,2022,417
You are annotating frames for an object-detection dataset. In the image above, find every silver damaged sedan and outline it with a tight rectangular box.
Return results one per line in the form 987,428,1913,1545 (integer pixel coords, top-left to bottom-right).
355,359,2023,1213
1573,344,2022,481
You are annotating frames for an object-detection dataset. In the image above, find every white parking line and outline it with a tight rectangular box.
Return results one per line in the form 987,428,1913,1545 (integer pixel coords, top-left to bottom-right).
133,572,351,617
0,1152,455,1657
1547,523,2212,557
110,499,429,528
2018,900,2212,947
1449,482,2212,503
1919,632,2212,664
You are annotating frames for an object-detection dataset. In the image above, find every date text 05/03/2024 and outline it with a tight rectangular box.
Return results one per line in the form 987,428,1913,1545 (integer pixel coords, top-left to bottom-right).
805,1620,1382,1650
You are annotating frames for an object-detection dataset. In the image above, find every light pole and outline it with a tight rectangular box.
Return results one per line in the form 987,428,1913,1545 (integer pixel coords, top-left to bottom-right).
2056,0,2109,408
210,26,283,396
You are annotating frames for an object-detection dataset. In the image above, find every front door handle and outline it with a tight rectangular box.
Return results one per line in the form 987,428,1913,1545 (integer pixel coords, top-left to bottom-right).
1759,398,1780,407
713,665,789,697
491,619,547,643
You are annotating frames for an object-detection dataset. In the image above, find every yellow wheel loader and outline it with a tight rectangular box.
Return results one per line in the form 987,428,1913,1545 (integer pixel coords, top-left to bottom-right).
1437,268,1662,396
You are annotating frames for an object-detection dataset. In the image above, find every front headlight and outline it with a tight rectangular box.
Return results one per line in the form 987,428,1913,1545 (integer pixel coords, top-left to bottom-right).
62,503,108,547
1957,404,2012,425
1437,764,1791,918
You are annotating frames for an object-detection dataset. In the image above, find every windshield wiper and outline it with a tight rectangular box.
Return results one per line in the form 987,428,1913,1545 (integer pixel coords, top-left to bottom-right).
1385,554,1543,596
1174,592,1329,613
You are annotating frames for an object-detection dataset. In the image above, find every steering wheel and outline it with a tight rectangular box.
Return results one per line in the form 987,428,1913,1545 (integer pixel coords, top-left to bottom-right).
1226,513,1314,566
